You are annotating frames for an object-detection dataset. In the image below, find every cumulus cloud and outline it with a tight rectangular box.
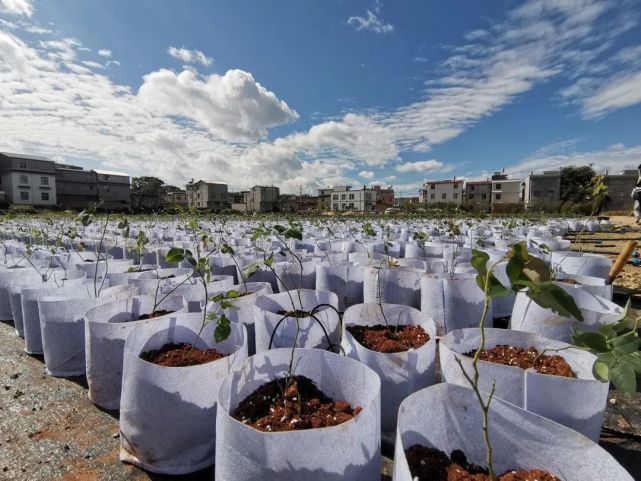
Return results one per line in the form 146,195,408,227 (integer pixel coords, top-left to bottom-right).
137,68,299,141
395,159,447,173
359,170,375,179
97,49,111,57
25,25,52,34
347,1,393,34
167,46,212,66
0,0,32,16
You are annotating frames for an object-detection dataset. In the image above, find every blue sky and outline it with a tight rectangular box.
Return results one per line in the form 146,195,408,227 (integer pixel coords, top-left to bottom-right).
1,0,641,196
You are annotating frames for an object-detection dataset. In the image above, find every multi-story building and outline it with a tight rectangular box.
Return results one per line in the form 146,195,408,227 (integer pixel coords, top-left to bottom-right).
0,152,57,207
393,196,419,209
463,180,492,211
603,169,639,211
186,180,229,210
55,163,131,210
330,185,377,212
491,173,523,205
316,188,333,210
523,171,561,210
161,190,188,210
419,179,463,206
373,185,394,213
245,185,279,213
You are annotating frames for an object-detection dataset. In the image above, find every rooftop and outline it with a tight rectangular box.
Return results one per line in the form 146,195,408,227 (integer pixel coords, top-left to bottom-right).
0,152,53,162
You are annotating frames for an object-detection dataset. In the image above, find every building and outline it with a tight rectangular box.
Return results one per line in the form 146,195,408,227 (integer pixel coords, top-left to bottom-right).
245,185,279,213
160,190,188,210
279,194,318,213
393,196,419,208
419,179,463,206
0,152,58,207
491,172,523,206
56,163,131,211
373,185,394,213
603,169,639,211
316,188,333,210
186,180,229,210
524,171,561,211
463,180,492,211
228,191,248,212
330,185,377,212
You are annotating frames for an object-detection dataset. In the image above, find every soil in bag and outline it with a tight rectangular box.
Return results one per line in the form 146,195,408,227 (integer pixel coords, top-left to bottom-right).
464,345,575,378
277,310,313,318
346,324,429,353
136,310,175,320
232,375,362,432
405,445,561,481
140,343,228,367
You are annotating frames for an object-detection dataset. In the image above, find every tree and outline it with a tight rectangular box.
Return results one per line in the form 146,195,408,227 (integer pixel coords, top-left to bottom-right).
559,165,596,203
131,176,173,195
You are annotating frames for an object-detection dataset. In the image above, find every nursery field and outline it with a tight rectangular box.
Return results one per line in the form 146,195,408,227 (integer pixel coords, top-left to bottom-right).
0,212,640,480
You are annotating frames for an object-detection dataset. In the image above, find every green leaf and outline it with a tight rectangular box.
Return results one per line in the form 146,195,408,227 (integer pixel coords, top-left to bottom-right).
284,228,303,241
166,247,186,263
227,290,240,298
610,361,637,395
221,243,235,255
273,225,287,234
470,249,489,276
486,275,511,298
592,360,610,382
527,282,583,321
611,336,641,354
575,332,609,352
522,256,552,283
242,262,261,279
214,314,231,343
264,254,274,267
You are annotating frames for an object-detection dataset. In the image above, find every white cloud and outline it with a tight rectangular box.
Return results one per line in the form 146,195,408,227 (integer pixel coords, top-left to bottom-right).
413,57,428,63
347,1,394,34
137,68,299,141
0,0,32,16
581,71,641,118
359,170,375,179
395,159,447,173
97,49,112,57
25,25,52,34
506,143,641,176
167,46,212,66
81,60,105,69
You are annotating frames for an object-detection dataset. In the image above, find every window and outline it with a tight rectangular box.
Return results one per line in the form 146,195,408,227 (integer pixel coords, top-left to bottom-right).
495,183,502,190
495,193,502,200
533,190,541,197
430,184,435,189
547,190,555,197
332,194,338,200
348,203,354,208
470,185,475,191
41,192,49,201
41,176,48,185
453,183,459,189
430,193,435,199
453,193,458,199
19,174,28,184
20,191,29,201
19,160,27,168
481,193,487,199
469,194,474,199
441,193,446,200
341,194,346,200
348,194,354,200
366,193,372,200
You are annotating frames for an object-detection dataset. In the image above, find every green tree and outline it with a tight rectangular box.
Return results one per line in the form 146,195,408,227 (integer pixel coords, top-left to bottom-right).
560,165,597,203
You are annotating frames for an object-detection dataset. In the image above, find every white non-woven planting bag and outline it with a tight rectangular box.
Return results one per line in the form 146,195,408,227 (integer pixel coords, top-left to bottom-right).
315,263,364,312
393,383,633,481
21,280,99,355
550,252,612,279
84,295,189,410
363,266,422,309
0,267,45,319
342,303,436,432
440,328,608,441
120,314,248,474
253,289,340,352
273,260,318,292
37,284,137,377
215,348,381,481
164,276,235,312
510,285,623,342
554,273,613,300
421,273,493,336
208,281,273,356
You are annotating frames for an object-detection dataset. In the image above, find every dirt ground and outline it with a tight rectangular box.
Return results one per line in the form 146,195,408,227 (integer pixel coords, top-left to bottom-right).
566,215,641,293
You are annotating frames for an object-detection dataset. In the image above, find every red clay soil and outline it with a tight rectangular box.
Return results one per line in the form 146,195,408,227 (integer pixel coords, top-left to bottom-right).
465,345,576,378
555,278,579,285
139,342,228,367
277,309,313,318
232,375,362,432
347,324,430,353
136,309,175,320
405,445,561,481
